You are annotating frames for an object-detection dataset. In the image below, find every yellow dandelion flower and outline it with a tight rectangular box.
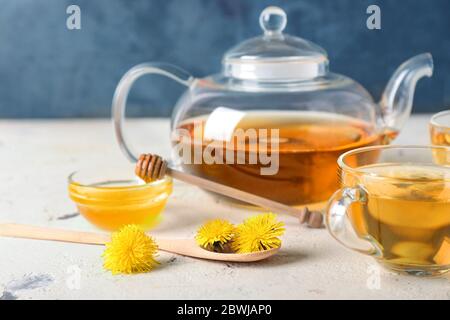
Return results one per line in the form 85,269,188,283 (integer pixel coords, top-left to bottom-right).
195,219,235,252
103,224,159,275
232,213,285,253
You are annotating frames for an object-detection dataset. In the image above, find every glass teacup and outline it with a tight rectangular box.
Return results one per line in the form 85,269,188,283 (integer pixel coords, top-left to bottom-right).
430,109,450,146
326,145,450,276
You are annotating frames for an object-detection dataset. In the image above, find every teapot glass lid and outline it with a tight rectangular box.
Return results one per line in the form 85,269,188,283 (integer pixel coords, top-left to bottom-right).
223,6,329,81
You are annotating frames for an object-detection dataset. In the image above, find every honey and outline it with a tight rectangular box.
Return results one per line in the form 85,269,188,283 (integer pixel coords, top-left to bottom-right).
349,164,450,270
174,111,395,206
68,176,172,231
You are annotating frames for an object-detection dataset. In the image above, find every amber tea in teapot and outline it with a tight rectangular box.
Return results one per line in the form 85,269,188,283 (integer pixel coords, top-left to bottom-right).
173,110,396,206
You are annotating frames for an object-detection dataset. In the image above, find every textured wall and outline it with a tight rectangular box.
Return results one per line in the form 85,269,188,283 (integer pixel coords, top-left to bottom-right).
0,0,448,118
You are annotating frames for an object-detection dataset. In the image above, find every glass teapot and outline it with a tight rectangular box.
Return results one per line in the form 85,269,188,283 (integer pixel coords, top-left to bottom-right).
112,6,433,207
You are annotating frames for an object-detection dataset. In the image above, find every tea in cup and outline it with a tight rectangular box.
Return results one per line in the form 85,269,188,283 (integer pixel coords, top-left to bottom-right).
326,146,450,276
430,110,450,146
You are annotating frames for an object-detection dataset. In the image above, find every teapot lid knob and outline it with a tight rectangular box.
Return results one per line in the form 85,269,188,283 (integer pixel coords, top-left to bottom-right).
259,6,287,35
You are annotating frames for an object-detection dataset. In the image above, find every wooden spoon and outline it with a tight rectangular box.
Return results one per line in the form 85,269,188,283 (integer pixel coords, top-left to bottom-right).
135,153,309,221
0,223,278,263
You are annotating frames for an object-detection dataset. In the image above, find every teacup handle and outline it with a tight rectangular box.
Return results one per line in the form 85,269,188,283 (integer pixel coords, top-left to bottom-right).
326,187,382,256
112,63,194,162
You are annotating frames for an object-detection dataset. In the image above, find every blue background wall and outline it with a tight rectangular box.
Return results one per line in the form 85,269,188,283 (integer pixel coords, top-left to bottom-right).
0,0,448,118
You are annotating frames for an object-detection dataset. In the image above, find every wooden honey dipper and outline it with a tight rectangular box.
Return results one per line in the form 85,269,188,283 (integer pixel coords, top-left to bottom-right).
135,153,324,227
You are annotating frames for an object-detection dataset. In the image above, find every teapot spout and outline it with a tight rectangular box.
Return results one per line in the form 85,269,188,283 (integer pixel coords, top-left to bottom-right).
379,53,433,133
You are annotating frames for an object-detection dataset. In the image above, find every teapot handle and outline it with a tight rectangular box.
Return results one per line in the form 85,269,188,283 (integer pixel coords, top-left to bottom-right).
112,63,194,162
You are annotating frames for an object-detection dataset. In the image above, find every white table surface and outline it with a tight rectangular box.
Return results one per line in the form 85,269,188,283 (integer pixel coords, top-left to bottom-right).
0,114,448,300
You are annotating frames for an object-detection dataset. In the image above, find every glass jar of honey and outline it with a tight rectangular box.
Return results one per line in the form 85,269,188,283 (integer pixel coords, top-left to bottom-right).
68,166,172,230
